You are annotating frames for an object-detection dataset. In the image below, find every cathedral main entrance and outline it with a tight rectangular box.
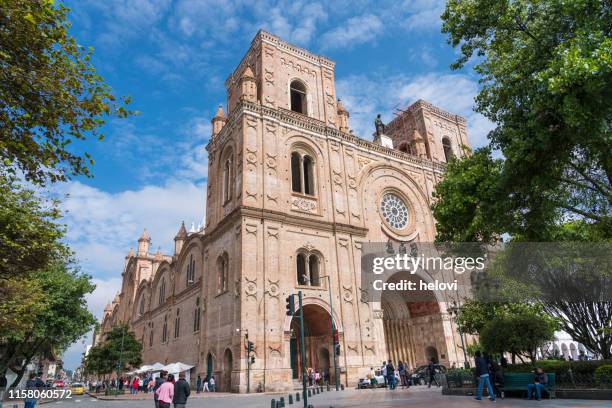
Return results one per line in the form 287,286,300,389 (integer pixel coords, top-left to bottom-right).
288,304,336,384
380,271,448,370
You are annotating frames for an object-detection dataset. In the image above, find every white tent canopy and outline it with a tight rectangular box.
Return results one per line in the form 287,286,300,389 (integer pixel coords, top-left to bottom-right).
161,362,194,383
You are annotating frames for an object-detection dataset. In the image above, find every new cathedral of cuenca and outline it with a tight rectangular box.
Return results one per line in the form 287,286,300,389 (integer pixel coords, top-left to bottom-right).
97,31,473,392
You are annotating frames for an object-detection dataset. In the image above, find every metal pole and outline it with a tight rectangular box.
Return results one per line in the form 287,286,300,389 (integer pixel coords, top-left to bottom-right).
246,333,251,393
298,291,307,408
117,326,125,383
459,330,469,368
325,276,339,391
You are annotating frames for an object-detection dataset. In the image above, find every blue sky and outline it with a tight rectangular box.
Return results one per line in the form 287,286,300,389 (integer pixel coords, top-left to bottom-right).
57,0,494,369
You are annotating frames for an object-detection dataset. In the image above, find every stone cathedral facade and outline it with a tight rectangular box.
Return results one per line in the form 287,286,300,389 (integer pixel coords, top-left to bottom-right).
97,31,472,393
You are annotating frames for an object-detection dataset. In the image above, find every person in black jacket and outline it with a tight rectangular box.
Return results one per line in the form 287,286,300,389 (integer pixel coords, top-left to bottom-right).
474,351,496,401
173,373,191,408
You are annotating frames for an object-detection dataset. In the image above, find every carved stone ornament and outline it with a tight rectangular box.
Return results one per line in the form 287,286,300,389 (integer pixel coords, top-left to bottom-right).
267,278,280,298
291,196,317,213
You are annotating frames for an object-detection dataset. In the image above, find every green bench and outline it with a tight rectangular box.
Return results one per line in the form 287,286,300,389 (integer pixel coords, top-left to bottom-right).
501,373,556,399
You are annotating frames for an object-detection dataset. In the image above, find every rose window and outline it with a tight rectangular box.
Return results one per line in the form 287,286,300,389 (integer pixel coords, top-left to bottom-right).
380,193,409,230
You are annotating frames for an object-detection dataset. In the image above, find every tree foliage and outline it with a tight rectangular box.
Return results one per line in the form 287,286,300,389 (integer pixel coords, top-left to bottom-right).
85,325,142,376
455,300,559,361
0,175,68,279
0,0,133,185
0,261,96,387
438,0,611,240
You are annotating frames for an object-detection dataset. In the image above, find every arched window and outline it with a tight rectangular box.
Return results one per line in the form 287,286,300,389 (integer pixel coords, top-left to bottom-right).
174,308,181,338
442,137,453,162
149,323,154,347
290,151,315,196
139,297,145,316
159,278,166,305
309,254,320,286
296,253,307,285
217,254,229,293
291,152,301,192
222,157,232,203
162,315,168,343
290,80,307,114
296,252,323,286
186,254,196,286
193,297,201,332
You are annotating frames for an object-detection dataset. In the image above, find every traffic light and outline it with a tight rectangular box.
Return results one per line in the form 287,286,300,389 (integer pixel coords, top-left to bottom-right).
334,343,341,356
250,356,255,364
285,295,294,316
247,341,254,353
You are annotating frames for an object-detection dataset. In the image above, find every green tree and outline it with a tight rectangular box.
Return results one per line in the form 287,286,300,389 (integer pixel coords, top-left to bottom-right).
0,175,68,279
0,261,96,387
479,303,559,362
455,301,559,362
438,0,611,240
0,0,133,185
86,325,142,377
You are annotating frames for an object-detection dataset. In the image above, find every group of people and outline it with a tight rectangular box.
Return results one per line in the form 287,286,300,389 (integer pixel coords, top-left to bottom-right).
305,368,328,386
367,359,417,389
474,351,549,402
194,374,216,392
152,371,191,408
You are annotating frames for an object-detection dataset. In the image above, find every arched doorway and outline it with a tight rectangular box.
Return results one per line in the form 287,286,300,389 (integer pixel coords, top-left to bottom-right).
381,271,446,369
288,303,336,384
425,346,439,364
206,353,213,381
222,349,233,392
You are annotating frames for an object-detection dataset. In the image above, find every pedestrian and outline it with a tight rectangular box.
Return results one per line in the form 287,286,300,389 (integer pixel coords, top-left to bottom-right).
24,373,38,408
203,376,210,392
118,377,124,391
155,374,175,408
209,376,216,392
381,361,388,388
474,351,496,402
154,371,167,408
139,376,144,392
173,372,191,408
386,360,395,390
490,358,504,399
196,375,202,393
398,361,408,388
427,358,439,388
526,367,548,401
132,376,139,395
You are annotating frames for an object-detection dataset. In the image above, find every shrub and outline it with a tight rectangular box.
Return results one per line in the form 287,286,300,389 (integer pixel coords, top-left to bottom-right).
594,365,612,385
503,360,612,375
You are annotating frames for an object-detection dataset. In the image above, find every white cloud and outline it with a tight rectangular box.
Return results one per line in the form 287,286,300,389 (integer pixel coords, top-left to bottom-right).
336,73,494,148
320,14,383,50
62,277,123,370
59,179,205,278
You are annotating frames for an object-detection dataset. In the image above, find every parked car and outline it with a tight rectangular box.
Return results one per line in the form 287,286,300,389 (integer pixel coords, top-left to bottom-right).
52,379,65,388
410,364,447,385
357,369,386,389
70,382,85,395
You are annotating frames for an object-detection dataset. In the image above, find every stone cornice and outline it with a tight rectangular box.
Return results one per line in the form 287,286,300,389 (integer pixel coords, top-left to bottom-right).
201,205,369,245
207,100,448,173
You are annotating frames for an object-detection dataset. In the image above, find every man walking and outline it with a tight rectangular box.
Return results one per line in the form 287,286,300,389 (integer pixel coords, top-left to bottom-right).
173,373,191,408
474,351,496,402
386,360,396,390
195,375,202,393
427,358,439,387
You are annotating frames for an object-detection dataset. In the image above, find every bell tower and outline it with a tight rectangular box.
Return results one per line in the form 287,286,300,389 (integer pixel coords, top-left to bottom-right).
224,30,343,128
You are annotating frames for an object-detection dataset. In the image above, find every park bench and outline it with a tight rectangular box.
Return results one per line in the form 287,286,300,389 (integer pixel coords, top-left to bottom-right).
501,373,556,399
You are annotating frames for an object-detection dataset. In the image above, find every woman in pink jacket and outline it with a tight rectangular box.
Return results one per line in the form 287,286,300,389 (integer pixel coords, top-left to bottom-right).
155,374,175,408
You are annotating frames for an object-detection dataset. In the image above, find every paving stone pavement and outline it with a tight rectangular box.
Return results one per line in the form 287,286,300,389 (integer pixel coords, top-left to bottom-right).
32,386,612,408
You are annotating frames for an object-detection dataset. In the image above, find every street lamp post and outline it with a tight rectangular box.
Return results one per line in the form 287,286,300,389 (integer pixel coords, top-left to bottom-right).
447,300,470,369
317,275,340,391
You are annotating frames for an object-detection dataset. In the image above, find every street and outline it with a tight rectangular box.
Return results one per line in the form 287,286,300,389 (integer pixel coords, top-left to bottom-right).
42,386,611,408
